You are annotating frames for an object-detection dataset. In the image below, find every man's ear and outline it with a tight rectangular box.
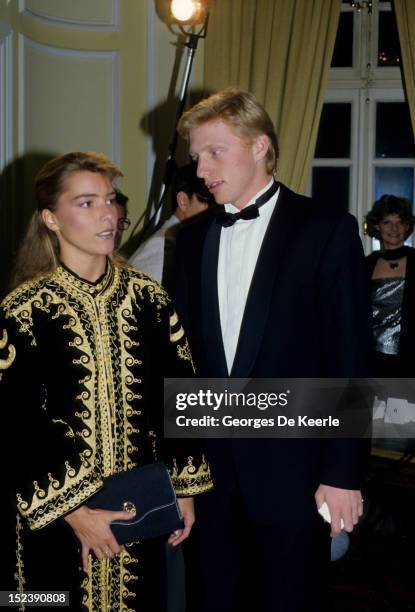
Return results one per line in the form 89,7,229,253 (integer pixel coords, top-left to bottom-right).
176,191,191,212
252,134,270,162
41,208,59,232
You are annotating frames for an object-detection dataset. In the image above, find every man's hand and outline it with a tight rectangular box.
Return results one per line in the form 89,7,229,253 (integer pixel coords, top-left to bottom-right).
64,505,134,570
315,484,364,537
168,497,195,546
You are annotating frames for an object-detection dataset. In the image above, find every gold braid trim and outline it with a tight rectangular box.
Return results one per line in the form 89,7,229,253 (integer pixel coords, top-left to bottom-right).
169,311,185,342
119,547,138,610
4,282,105,529
170,312,179,327
81,547,139,611
15,513,26,612
171,455,214,496
116,289,142,472
18,477,103,530
170,326,185,343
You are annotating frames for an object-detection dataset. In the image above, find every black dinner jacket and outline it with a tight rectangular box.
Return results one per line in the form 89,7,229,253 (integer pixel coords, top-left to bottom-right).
175,182,372,522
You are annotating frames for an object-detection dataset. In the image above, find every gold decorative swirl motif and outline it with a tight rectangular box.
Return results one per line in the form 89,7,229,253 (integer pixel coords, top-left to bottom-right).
0,328,8,349
171,455,214,496
3,262,211,608
64,461,77,478
17,478,103,530
0,329,16,370
51,418,75,438
33,481,47,500
118,548,138,608
47,473,60,490
177,339,194,366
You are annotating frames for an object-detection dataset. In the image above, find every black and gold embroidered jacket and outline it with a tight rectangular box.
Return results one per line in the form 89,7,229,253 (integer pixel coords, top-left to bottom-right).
0,260,212,610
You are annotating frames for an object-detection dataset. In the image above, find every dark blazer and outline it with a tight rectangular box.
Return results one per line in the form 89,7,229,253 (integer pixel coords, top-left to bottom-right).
175,182,371,522
366,247,415,370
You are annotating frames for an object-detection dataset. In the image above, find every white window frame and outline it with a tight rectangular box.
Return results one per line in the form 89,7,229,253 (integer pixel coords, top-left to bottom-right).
310,0,413,251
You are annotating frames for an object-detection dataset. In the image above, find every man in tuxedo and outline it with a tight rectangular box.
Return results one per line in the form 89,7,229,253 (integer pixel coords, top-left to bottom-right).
174,89,371,611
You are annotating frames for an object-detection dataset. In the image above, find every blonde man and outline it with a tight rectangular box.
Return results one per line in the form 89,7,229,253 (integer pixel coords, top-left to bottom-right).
175,89,370,612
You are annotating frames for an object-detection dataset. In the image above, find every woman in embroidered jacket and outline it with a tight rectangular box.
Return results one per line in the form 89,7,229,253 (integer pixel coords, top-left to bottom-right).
0,152,212,611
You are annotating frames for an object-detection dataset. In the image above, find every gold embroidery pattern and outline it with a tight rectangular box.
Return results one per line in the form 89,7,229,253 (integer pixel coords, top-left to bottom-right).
168,310,194,368
170,327,185,343
80,557,92,611
15,513,25,604
177,338,194,366
119,548,138,611
81,548,139,612
128,273,169,306
117,293,141,472
5,285,101,530
148,430,159,461
0,328,16,370
170,312,179,327
169,310,185,343
172,455,214,496
17,478,103,530
2,263,211,610
0,328,9,348
2,276,52,346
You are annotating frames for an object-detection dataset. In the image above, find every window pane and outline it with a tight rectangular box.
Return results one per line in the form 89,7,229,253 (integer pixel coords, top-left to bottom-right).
315,104,351,158
376,103,415,158
375,167,414,203
331,12,353,67
312,168,350,212
378,10,401,67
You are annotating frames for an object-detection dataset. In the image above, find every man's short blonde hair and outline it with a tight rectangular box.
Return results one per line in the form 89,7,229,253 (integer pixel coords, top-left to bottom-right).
178,88,279,175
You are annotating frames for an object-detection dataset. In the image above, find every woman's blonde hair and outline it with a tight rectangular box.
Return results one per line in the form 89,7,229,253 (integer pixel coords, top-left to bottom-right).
178,88,279,175
10,151,124,290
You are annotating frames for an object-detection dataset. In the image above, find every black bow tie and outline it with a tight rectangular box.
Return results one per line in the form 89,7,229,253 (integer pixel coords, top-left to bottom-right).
215,181,279,228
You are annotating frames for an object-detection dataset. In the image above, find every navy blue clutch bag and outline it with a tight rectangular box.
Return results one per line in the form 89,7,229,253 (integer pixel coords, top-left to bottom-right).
87,462,183,544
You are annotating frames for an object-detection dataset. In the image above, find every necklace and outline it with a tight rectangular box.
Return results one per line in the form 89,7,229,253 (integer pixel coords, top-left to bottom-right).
379,245,410,269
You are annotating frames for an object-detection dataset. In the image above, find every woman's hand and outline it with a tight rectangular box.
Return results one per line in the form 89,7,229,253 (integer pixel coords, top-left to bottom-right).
168,497,195,546
64,505,134,570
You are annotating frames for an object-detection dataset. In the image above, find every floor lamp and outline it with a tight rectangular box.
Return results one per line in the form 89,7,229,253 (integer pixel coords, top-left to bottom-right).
138,0,210,247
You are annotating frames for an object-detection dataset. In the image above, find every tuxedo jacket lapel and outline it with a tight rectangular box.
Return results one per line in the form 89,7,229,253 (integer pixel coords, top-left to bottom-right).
201,220,229,376
231,185,303,377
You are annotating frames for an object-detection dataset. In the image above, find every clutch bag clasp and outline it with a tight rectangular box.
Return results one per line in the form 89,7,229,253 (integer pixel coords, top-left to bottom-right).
123,501,136,514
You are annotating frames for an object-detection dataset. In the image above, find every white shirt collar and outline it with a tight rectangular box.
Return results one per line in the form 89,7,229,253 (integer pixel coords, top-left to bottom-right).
224,178,275,214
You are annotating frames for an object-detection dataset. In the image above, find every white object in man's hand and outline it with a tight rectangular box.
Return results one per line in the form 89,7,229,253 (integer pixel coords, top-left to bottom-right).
318,502,344,529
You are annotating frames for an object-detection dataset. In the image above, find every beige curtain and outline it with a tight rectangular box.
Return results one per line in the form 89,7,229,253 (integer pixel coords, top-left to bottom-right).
204,0,341,192
393,0,415,138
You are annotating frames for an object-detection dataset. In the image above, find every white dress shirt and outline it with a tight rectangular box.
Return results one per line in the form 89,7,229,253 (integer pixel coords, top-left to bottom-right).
217,180,280,373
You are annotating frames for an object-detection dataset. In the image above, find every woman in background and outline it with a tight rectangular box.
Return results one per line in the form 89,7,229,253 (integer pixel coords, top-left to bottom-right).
365,194,415,377
0,152,212,611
